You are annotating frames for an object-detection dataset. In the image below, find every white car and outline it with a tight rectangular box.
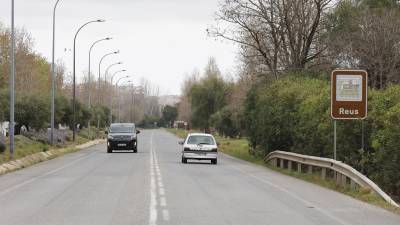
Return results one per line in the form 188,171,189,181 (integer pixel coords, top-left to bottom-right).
179,133,218,164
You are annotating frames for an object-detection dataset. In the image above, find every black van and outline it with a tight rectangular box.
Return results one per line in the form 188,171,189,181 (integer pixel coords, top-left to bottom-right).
106,123,140,153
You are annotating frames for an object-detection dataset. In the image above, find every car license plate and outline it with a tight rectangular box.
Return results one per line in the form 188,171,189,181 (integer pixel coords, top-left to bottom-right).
118,143,126,147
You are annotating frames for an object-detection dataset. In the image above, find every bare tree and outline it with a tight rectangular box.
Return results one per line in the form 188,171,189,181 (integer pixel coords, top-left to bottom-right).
328,7,400,89
209,0,331,78
177,70,199,124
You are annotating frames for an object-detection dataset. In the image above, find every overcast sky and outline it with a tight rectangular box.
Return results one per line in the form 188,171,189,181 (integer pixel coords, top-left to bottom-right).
0,0,237,95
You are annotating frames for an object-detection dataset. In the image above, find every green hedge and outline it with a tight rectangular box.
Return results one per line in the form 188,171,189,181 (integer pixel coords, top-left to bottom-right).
245,75,400,200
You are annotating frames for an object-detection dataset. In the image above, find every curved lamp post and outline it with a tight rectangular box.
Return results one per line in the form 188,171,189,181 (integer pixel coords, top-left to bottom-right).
98,51,119,104
87,37,111,139
116,79,132,123
88,38,112,107
97,51,119,129
72,19,105,142
109,71,127,124
50,0,63,145
104,62,122,84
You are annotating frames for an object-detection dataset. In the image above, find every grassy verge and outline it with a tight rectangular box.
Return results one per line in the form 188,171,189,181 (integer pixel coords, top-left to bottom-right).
166,128,190,139
0,128,105,164
165,128,400,214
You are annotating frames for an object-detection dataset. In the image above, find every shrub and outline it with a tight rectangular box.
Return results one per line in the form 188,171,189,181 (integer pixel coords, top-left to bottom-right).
244,74,400,200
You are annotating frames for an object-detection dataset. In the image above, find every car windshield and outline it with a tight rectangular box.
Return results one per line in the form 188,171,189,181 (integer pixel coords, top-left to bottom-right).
109,125,134,133
187,135,215,145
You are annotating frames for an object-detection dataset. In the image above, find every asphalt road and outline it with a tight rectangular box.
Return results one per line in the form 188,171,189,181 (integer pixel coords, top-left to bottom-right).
0,129,399,225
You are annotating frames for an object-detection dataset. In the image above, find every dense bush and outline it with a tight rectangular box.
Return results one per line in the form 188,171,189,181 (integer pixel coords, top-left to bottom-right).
159,105,178,127
368,86,400,200
0,93,104,136
138,115,161,128
210,107,239,138
0,90,8,122
245,75,400,200
0,139,5,153
15,94,50,132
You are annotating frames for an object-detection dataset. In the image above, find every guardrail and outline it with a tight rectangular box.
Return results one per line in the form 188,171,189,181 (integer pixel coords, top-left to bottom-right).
264,150,399,208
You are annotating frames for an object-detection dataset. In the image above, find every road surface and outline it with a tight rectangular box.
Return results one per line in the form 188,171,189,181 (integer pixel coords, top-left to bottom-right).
0,129,399,225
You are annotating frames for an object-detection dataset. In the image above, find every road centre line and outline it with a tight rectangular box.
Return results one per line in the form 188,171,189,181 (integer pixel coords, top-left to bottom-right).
149,131,170,223
160,197,167,207
162,209,170,221
159,187,165,196
149,132,158,225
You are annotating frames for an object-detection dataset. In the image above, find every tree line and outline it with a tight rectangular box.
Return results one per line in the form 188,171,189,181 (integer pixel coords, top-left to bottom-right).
178,0,400,201
0,21,163,137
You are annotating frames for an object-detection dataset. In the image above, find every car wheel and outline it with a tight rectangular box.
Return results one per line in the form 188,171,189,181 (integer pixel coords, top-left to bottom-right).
107,148,112,153
211,159,217,164
133,147,138,153
182,157,187,164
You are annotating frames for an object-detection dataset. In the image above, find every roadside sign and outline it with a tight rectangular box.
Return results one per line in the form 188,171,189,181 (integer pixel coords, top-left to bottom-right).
331,70,368,120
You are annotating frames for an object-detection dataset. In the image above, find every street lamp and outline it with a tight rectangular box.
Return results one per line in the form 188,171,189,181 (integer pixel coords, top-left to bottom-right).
116,79,132,123
109,71,127,124
104,62,122,84
130,84,136,123
112,76,130,123
87,37,112,139
97,50,119,129
50,0,63,145
9,0,16,158
89,38,112,107
72,19,105,142
110,70,127,84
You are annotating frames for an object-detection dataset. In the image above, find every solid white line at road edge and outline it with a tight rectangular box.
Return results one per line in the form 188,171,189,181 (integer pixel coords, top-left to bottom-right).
226,154,352,225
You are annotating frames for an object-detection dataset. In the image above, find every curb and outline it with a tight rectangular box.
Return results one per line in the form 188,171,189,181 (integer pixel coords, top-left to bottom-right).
0,139,105,176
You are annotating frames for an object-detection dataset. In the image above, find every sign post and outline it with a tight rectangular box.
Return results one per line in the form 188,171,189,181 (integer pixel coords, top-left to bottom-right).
331,70,368,160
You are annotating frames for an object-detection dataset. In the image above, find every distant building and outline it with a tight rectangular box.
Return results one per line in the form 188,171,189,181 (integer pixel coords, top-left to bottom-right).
173,121,188,129
159,95,180,107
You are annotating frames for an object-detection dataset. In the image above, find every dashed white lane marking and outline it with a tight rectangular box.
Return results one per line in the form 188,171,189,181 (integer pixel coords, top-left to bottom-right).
162,209,170,221
159,187,165,196
149,132,158,225
149,131,170,224
160,197,167,207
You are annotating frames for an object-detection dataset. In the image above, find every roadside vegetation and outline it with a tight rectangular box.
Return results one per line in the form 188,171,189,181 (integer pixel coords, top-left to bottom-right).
0,21,165,161
167,128,400,214
173,0,400,204
0,128,105,164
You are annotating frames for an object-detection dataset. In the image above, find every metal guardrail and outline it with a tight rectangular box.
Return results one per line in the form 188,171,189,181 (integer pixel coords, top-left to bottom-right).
265,150,399,208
